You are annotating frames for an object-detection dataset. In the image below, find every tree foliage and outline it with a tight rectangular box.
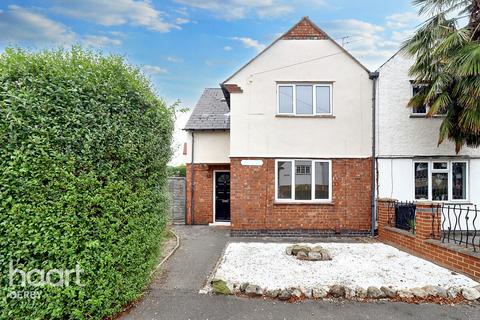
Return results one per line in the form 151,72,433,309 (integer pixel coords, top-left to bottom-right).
167,164,186,177
402,0,480,152
0,47,174,319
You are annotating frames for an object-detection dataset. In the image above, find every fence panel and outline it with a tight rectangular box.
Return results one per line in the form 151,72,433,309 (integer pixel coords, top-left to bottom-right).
167,177,186,224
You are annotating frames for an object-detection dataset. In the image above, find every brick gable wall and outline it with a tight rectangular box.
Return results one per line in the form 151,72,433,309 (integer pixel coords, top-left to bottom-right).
282,17,327,40
230,158,372,233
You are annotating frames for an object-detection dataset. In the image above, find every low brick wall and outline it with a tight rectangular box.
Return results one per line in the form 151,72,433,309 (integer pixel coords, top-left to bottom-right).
377,199,480,281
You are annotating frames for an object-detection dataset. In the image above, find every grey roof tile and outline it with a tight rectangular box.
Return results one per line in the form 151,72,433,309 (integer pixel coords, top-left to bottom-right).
184,88,230,130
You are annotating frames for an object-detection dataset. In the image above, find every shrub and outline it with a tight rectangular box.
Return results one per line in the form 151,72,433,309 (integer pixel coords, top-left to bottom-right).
0,47,174,319
167,164,186,177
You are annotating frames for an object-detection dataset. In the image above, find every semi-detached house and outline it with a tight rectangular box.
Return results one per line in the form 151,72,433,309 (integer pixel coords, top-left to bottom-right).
376,53,480,206
184,17,376,236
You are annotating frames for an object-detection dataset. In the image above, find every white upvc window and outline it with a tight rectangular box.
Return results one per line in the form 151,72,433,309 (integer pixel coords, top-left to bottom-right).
413,160,468,202
275,159,332,203
411,83,447,115
277,83,333,116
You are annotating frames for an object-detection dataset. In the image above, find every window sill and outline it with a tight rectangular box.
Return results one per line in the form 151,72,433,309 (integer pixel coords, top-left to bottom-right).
274,201,334,205
409,114,446,118
276,114,335,119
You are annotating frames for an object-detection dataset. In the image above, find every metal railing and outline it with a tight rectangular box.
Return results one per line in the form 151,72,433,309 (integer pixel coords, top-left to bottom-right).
439,204,479,252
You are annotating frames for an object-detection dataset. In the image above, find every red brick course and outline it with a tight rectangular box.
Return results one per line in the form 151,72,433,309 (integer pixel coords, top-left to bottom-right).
283,17,327,40
230,158,372,233
377,200,480,281
185,163,230,225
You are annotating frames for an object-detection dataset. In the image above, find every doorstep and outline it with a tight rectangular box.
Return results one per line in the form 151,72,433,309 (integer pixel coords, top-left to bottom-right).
209,222,231,227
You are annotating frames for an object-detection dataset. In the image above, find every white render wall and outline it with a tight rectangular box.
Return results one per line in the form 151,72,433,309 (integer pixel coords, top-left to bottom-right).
376,53,480,157
377,158,480,204
226,39,373,159
376,53,480,206
186,131,230,164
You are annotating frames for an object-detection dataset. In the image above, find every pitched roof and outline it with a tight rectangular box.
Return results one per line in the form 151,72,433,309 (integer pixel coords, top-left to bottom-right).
184,88,230,131
222,17,370,85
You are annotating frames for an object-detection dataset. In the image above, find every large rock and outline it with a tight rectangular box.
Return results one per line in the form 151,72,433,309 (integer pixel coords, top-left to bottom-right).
245,284,262,296
355,287,367,299
345,287,356,299
289,245,311,256
307,251,323,261
312,287,328,299
296,251,309,260
367,286,385,299
398,289,414,299
287,244,332,261
232,283,242,294
422,285,447,298
410,287,428,298
300,287,313,299
292,288,302,298
380,286,397,298
329,285,346,298
447,287,461,299
278,289,292,300
266,289,280,298
462,287,480,301
211,279,231,295
311,246,332,261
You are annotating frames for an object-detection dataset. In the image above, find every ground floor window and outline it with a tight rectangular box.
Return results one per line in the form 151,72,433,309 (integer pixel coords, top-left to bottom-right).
414,160,468,201
276,159,332,202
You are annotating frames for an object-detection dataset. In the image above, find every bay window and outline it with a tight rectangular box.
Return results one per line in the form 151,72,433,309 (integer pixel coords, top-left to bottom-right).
414,160,468,201
277,83,332,115
276,159,332,202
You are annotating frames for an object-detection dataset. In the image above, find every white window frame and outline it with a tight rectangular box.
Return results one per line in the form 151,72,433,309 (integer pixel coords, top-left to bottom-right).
277,83,333,116
275,159,332,203
411,83,447,116
413,160,469,202
411,84,428,115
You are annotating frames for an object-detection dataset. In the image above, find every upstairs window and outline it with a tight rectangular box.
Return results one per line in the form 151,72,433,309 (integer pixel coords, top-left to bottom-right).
277,83,332,115
411,84,447,116
412,84,427,114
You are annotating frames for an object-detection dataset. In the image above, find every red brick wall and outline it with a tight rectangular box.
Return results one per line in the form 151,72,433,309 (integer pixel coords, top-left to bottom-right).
230,158,372,233
377,200,480,281
283,17,327,40
185,163,230,225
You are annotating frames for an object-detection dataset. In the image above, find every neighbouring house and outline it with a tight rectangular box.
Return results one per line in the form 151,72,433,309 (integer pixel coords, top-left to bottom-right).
375,52,480,205
184,17,375,236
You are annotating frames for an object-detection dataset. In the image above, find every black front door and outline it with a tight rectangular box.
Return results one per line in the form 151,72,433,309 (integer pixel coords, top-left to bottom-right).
215,172,230,222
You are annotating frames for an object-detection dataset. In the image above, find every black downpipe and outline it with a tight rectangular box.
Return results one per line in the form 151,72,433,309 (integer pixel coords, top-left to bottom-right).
369,71,379,236
190,131,195,225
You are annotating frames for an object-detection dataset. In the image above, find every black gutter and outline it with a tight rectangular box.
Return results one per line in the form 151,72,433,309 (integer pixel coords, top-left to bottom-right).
369,71,379,236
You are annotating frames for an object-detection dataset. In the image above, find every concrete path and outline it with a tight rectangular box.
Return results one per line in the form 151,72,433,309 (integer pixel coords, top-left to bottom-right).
121,226,480,320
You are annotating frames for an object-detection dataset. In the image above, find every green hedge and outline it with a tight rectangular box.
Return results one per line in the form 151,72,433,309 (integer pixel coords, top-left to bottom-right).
167,164,186,177
0,47,174,319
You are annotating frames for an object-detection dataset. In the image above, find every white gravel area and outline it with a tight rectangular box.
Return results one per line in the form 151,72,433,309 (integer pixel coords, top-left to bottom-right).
213,242,479,291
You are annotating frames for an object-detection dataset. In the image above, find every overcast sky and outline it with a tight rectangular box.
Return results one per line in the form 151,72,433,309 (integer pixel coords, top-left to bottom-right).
0,0,424,164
